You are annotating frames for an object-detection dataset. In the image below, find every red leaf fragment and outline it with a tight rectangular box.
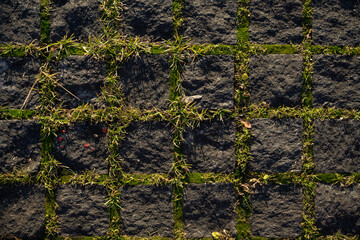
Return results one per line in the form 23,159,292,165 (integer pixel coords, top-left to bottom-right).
58,137,62,142
84,143,90,148
60,145,63,149
91,147,95,151
62,130,66,133
102,128,107,134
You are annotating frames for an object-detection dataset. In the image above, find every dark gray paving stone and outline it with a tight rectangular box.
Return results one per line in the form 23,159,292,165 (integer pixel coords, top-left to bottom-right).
120,185,174,237
183,0,237,44
183,183,237,238
118,55,170,109
122,0,173,41
51,0,103,42
56,184,109,237
314,119,360,173
313,0,360,46
0,0,40,44
249,0,303,44
0,120,41,174
0,185,45,239
249,54,303,107
181,55,234,109
0,57,40,109
251,184,303,238
182,119,235,173
315,184,360,235
250,119,303,173
120,121,173,174
313,55,360,109
53,122,108,174
55,56,106,109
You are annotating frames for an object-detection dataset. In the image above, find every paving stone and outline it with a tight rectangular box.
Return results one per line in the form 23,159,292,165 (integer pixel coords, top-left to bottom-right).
51,0,103,42
313,55,360,109
56,184,109,237
315,184,360,235
120,185,174,237
249,0,303,44
249,54,303,107
118,54,170,109
0,120,41,174
122,0,173,41
250,119,303,173
181,55,234,109
0,57,40,109
183,0,237,44
0,184,45,239
182,119,235,173
314,119,360,173
55,56,106,109
0,0,40,44
313,0,360,46
120,121,173,174
53,122,108,174
183,183,237,238
251,184,303,238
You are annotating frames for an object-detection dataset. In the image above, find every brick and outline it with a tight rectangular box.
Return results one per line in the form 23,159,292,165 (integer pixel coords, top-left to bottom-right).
250,119,303,173
251,184,303,238
120,185,174,237
249,54,303,107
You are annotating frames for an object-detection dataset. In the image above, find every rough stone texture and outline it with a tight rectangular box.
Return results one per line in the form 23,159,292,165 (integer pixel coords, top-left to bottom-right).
313,55,360,109
122,0,173,41
0,57,40,109
314,120,360,173
251,184,303,238
250,119,303,173
120,121,173,174
0,120,41,174
51,0,103,42
181,55,234,109
183,183,237,238
55,56,106,109
120,185,174,237
182,119,235,173
313,0,360,46
56,184,109,237
0,185,45,239
0,0,40,44
118,55,170,109
53,122,108,174
249,54,303,107
315,184,360,235
249,0,303,44
183,0,237,44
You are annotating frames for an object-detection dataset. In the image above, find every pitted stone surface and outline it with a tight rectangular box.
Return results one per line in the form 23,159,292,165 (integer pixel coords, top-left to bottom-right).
249,0,303,44
250,119,303,173
182,119,235,173
315,184,360,235
120,121,173,174
0,57,40,109
0,0,40,44
251,184,303,238
249,54,303,107
55,56,106,109
120,185,174,237
118,55,170,109
56,184,109,237
122,0,173,41
314,120,360,173
0,120,41,174
53,122,108,174
313,55,360,109
51,0,102,42
313,0,360,46
183,183,237,238
183,0,237,44
181,55,234,109
0,185,45,239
